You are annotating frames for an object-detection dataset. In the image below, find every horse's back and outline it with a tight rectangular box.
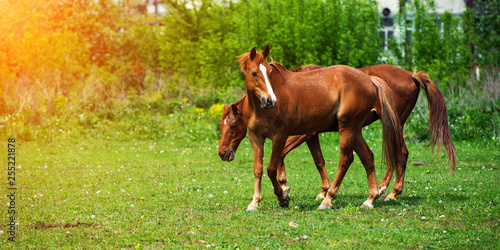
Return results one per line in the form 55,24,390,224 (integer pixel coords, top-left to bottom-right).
359,64,418,97
359,64,419,122
293,65,377,128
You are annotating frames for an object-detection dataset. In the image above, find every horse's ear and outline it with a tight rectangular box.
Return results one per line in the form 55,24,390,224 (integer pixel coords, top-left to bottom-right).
262,45,270,59
231,103,241,115
250,47,257,61
223,103,229,110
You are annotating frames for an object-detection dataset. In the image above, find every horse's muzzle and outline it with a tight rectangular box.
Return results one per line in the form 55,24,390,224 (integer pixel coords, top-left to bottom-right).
261,97,276,109
219,150,235,162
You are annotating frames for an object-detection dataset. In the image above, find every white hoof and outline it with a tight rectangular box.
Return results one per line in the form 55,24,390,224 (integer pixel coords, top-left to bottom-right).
246,205,259,212
317,202,333,210
315,193,326,201
378,186,388,196
361,201,374,209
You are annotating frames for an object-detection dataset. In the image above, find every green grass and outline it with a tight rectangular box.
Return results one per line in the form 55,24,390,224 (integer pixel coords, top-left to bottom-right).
2,131,499,249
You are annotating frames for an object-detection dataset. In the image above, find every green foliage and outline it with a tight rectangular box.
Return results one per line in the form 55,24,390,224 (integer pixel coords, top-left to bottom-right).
387,0,473,89
160,0,240,93
474,0,500,67
237,0,381,68
405,92,500,144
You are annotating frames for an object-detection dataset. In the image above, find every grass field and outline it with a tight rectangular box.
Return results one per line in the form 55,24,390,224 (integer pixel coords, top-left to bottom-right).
2,130,499,248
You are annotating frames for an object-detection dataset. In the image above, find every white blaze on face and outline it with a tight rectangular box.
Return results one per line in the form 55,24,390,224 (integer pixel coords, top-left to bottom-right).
259,64,277,103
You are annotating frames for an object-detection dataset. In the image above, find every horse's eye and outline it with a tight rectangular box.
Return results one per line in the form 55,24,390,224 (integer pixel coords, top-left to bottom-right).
251,71,258,77
230,122,237,128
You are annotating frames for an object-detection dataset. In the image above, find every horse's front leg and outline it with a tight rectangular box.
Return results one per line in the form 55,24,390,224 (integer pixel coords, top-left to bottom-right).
246,131,266,212
305,133,331,200
268,134,290,208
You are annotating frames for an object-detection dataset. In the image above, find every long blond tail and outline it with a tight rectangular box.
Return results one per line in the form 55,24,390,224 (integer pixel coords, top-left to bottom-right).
370,76,403,173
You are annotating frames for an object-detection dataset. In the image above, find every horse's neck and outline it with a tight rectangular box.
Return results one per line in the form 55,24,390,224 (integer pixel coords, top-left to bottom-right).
244,90,261,112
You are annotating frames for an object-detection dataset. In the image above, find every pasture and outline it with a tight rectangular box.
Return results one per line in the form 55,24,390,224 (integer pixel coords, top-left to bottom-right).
3,129,499,248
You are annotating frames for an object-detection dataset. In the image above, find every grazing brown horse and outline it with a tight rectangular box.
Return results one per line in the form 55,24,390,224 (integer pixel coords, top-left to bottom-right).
219,63,456,202
233,45,402,211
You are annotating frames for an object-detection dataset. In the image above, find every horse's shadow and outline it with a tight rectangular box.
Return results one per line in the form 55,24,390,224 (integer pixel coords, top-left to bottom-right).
286,193,423,211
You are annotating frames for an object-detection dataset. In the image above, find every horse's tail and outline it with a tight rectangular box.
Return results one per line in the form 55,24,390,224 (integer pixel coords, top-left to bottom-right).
370,76,403,174
411,72,457,173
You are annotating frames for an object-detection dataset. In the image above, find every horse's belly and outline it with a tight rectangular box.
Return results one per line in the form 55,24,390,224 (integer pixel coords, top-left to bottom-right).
288,109,338,135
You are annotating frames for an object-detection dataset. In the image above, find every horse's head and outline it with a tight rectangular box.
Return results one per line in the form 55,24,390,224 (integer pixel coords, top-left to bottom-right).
218,102,247,161
238,45,277,109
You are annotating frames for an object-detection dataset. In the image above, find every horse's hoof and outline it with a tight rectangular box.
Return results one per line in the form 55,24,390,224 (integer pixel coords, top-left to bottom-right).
384,195,396,201
317,202,333,210
361,201,374,209
278,188,290,208
315,194,326,201
246,205,259,212
279,196,290,208
378,186,388,196
283,187,290,197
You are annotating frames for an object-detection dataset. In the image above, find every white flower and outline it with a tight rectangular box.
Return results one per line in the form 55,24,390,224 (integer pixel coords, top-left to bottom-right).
421,216,426,220
439,215,445,218
131,204,135,207
91,215,95,219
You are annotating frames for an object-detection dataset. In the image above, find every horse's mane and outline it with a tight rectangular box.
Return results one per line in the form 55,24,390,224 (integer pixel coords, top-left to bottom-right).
269,62,289,76
238,51,269,72
237,52,251,72
291,64,323,72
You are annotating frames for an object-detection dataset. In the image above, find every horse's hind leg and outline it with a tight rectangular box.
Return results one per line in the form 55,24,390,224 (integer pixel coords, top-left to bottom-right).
353,133,380,208
279,135,313,194
385,137,408,200
305,134,330,200
318,129,356,210
378,138,409,196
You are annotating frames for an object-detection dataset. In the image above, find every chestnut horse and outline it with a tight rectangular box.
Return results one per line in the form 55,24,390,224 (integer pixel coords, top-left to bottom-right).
234,45,403,211
219,63,456,202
